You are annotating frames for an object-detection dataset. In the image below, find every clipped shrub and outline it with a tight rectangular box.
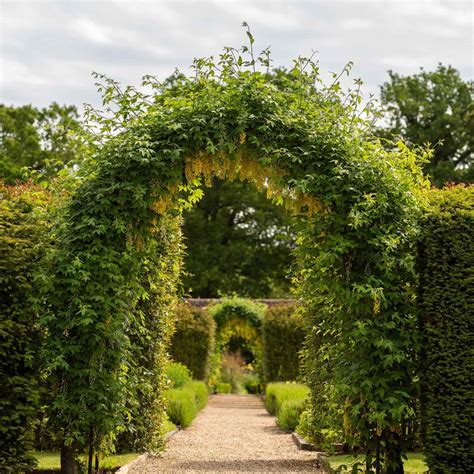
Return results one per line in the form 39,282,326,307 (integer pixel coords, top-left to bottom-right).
265,382,309,416
165,388,198,428
417,185,474,473
186,381,208,411
0,182,50,471
169,303,215,380
166,362,192,388
243,373,261,394
262,303,305,382
215,383,232,394
278,399,306,432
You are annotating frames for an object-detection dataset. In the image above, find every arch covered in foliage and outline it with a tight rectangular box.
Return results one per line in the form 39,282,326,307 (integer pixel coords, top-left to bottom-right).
44,43,428,472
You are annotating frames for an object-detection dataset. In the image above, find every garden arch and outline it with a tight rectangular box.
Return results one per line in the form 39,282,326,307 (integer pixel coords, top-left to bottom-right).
46,53,427,472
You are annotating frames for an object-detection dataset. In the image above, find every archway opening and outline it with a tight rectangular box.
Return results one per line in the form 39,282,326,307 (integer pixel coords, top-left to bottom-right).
44,41,427,473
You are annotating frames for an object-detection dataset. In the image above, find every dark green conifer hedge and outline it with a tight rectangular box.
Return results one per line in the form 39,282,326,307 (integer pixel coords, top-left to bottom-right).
0,183,49,471
169,303,215,380
262,303,305,382
417,185,474,473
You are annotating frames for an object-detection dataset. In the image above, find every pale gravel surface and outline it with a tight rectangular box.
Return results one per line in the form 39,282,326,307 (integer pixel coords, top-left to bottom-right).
129,394,322,473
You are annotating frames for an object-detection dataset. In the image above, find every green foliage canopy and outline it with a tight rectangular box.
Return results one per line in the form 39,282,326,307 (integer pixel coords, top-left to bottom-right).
0,103,84,183
182,178,294,298
379,64,473,186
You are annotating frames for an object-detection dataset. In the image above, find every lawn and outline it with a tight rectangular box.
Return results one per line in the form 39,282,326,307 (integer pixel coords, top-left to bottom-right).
328,452,427,473
31,451,140,470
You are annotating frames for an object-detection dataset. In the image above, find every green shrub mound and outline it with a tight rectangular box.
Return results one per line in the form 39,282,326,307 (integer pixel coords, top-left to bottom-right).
186,381,208,411
262,303,305,382
242,373,261,394
0,183,50,471
169,303,215,380
166,388,198,429
265,382,309,416
278,399,306,432
265,383,309,433
215,383,232,394
417,185,474,473
165,378,208,428
167,362,192,388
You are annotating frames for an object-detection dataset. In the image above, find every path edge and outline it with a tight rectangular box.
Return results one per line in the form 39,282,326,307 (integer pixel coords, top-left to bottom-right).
116,429,180,473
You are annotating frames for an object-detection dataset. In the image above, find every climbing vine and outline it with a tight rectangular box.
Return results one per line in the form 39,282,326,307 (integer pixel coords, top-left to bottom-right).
44,31,429,472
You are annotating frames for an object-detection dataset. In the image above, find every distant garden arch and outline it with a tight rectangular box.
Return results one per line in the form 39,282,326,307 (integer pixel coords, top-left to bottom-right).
45,47,427,473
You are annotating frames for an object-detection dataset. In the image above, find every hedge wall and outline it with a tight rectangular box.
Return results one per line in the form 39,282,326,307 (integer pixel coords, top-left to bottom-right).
169,303,215,380
0,183,50,471
262,303,305,382
417,185,474,473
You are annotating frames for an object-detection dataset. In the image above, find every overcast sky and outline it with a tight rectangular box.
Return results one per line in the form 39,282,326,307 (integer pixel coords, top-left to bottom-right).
1,0,472,111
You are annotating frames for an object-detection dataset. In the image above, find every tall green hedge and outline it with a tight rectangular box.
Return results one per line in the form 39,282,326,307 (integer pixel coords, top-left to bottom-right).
0,183,50,471
169,303,215,380
262,303,305,382
417,185,474,473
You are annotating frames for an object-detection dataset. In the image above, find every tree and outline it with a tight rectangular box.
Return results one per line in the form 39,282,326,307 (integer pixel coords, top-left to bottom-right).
182,178,294,298
0,103,83,183
379,64,473,186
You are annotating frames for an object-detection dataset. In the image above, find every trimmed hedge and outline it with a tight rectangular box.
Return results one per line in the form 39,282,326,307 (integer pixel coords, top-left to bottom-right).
169,303,215,380
265,382,309,432
417,185,474,473
165,388,198,428
0,183,50,471
165,380,208,428
265,382,309,416
262,303,305,382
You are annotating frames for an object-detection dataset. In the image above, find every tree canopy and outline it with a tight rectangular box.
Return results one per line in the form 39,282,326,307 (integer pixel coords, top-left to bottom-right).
0,103,83,183
378,64,473,186
182,178,293,298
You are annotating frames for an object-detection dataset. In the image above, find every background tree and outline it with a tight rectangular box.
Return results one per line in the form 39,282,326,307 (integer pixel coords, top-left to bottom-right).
182,178,294,298
0,103,83,183
378,64,473,186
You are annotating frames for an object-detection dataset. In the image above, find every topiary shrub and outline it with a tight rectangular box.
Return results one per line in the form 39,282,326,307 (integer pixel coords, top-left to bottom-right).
165,388,198,428
262,303,305,383
417,184,474,473
0,182,50,471
278,399,306,432
166,362,192,388
169,303,215,380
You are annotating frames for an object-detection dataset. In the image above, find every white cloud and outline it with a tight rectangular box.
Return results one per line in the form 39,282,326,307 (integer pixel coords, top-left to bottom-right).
74,19,113,45
0,0,472,108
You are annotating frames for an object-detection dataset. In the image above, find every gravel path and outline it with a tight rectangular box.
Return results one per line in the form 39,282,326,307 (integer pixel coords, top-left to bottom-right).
129,394,322,473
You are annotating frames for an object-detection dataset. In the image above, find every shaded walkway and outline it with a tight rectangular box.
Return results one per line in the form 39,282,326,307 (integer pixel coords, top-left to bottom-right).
130,394,322,473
